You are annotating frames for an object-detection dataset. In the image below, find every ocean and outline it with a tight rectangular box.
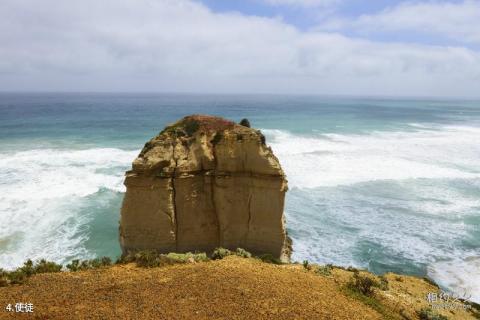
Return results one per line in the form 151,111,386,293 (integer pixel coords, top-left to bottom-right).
0,93,479,302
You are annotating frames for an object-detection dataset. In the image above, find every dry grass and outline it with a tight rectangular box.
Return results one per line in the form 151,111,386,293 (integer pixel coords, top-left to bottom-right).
0,256,381,320
0,257,478,320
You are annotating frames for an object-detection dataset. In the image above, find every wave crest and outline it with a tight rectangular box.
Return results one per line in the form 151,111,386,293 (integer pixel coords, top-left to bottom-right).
0,148,136,269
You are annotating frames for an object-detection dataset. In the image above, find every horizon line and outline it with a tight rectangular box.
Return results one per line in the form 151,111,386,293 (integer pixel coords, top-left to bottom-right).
1,91,479,101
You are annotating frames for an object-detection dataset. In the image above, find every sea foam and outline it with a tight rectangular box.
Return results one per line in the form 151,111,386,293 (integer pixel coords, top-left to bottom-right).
0,148,137,269
0,125,478,303
265,124,480,303
264,124,480,189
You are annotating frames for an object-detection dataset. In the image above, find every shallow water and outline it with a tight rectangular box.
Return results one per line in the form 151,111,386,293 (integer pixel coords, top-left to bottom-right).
0,93,479,302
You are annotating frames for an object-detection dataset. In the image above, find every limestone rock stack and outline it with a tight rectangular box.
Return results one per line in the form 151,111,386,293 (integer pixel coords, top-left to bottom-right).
119,115,291,261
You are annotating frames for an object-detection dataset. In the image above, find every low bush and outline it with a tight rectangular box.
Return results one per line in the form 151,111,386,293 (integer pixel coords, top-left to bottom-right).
119,251,210,268
66,259,81,272
0,269,9,287
166,252,209,263
33,259,62,274
2,257,115,286
342,285,396,320
417,308,448,320
127,251,174,268
212,247,253,260
66,257,112,272
19,259,35,276
211,248,232,260
184,119,200,136
315,264,333,276
348,271,381,296
257,254,282,265
239,118,250,128
7,270,27,285
211,247,280,262
235,248,251,258
302,260,311,271
0,259,63,286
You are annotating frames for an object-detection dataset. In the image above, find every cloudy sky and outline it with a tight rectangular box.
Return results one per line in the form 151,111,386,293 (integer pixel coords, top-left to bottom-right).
1,0,479,97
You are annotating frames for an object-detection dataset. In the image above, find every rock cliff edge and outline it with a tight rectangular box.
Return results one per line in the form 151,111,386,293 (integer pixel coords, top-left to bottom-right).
119,115,291,261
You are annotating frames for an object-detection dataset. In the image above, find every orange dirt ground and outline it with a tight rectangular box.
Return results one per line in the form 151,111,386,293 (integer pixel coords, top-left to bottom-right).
0,256,477,320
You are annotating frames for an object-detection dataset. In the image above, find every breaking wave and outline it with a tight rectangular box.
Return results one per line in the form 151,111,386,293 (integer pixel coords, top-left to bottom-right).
0,124,478,303
0,148,137,269
264,124,480,189
265,124,480,302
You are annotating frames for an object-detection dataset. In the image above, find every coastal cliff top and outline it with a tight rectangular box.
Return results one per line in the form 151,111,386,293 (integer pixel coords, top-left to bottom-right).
131,114,282,177
0,256,477,319
161,115,239,135
157,114,253,140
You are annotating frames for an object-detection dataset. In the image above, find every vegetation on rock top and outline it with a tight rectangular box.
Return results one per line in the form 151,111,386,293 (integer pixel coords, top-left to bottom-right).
159,115,238,139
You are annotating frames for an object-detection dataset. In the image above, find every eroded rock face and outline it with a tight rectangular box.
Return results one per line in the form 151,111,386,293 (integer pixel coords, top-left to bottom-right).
119,115,291,261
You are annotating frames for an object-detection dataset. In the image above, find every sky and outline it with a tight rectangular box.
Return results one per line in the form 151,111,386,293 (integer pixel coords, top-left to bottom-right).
0,0,479,97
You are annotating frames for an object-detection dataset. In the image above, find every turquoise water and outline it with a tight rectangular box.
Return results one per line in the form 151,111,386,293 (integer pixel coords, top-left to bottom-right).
0,93,479,302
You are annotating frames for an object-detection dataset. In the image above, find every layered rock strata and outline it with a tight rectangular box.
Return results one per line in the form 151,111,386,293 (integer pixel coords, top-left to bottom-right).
119,115,291,261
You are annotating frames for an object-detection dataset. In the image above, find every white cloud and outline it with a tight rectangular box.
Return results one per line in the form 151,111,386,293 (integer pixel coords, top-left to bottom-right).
0,0,479,96
261,0,340,7
320,0,480,45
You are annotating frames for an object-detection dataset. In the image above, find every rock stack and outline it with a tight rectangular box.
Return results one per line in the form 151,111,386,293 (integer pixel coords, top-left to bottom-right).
119,115,291,261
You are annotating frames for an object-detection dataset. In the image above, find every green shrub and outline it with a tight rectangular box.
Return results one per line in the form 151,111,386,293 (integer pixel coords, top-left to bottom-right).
184,119,200,136
239,118,251,128
7,270,27,285
417,308,448,320
130,251,169,268
119,251,210,268
192,252,210,262
348,271,381,296
257,254,282,265
19,259,35,276
303,260,311,271
165,253,187,262
91,257,108,268
101,256,112,266
134,253,161,268
88,258,103,269
211,248,252,259
315,264,333,276
211,248,232,260
33,259,62,273
342,285,395,320
120,249,252,267
0,259,61,287
235,248,251,258
0,269,9,287
117,254,133,264
66,259,80,272
166,252,209,263
66,257,113,272
79,260,91,270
